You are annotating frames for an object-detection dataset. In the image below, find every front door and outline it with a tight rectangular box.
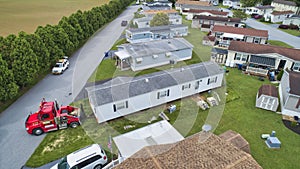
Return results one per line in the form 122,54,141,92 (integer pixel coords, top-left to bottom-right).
41,113,58,132
278,60,286,70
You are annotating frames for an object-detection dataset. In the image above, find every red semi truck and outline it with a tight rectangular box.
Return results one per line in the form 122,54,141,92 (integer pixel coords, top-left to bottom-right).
25,98,80,136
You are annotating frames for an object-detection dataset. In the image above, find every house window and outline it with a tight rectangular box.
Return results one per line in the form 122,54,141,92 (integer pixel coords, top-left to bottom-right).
234,53,248,61
293,62,300,71
216,32,222,38
207,76,218,85
253,37,260,44
241,55,248,61
234,53,242,60
113,101,128,112
182,83,191,90
157,89,170,99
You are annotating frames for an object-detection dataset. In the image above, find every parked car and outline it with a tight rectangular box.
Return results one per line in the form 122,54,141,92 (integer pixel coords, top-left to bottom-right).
251,14,262,19
52,56,69,74
278,24,289,29
50,144,107,169
121,20,128,27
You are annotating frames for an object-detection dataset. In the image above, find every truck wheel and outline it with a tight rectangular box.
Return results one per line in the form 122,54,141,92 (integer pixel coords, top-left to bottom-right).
94,164,102,169
33,128,44,136
70,122,80,128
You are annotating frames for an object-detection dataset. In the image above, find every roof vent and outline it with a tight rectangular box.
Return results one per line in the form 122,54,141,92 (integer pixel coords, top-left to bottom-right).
202,124,212,132
145,78,149,83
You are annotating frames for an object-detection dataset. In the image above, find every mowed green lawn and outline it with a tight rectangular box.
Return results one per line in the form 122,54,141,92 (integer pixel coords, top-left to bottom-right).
0,0,110,36
27,67,300,168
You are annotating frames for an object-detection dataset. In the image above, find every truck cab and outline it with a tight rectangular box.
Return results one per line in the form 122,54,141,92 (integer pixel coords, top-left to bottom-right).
25,99,80,136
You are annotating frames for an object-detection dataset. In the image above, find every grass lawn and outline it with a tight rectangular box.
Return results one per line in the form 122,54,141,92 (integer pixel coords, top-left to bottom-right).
0,0,110,36
26,17,300,168
268,40,294,48
27,68,300,169
279,28,300,37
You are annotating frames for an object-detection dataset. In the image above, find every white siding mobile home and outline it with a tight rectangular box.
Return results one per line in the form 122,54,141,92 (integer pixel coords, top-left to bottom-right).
86,61,224,123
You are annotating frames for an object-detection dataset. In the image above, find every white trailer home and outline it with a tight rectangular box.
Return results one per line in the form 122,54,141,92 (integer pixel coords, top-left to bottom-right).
86,61,224,123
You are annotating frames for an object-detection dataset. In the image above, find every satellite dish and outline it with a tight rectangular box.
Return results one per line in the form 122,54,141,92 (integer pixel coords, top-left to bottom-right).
202,124,212,132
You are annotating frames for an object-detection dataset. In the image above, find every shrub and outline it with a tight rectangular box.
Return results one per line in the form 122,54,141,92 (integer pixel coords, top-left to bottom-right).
289,24,299,30
277,69,284,81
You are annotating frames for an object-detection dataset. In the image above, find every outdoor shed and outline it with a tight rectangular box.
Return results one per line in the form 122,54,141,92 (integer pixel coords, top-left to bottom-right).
256,84,279,112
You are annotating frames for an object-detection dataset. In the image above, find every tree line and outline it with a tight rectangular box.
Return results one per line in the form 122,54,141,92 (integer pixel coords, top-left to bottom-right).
0,0,133,102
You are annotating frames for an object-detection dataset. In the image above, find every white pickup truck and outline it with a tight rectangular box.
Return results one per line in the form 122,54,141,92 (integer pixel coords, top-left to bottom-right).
52,56,69,75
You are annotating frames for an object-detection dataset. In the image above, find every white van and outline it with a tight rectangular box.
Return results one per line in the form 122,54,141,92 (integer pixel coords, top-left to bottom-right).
51,144,107,169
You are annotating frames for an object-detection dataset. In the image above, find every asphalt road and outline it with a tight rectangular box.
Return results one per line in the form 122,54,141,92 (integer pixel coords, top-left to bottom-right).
0,5,139,169
244,18,300,49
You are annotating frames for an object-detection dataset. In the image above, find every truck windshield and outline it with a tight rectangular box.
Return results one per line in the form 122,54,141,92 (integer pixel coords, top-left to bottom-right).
54,63,63,68
58,157,70,169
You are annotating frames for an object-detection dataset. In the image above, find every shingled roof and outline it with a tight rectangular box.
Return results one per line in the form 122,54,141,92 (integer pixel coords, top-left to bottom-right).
212,25,268,37
271,10,294,15
127,24,187,33
176,0,211,6
144,9,178,14
256,5,275,9
228,41,300,61
193,15,241,23
257,84,279,98
288,71,300,96
272,0,297,6
184,9,229,16
114,132,262,169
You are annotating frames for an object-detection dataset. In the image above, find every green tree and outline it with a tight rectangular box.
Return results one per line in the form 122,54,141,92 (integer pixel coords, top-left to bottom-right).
0,34,16,68
44,24,74,56
10,37,39,87
233,10,248,20
68,13,84,44
35,26,64,65
59,17,79,49
262,0,272,5
19,31,51,70
150,13,170,27
73,10,94,40
0,54,19,101
240,0,261,7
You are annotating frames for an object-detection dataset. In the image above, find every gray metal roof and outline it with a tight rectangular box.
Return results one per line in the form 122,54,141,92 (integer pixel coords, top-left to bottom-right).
181,4,219,10
134,17,152,22
127,24,187,33
116,38,193,58
86,61,223,106
211,48,228,55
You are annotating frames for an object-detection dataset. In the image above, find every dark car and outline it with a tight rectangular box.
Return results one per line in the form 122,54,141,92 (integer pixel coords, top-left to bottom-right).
251,14,262,19
278,24,289,29
121,20,128,26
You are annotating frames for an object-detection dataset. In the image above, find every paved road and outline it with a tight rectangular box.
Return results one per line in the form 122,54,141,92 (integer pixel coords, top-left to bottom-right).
244,18,300,49
0,5,139,169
